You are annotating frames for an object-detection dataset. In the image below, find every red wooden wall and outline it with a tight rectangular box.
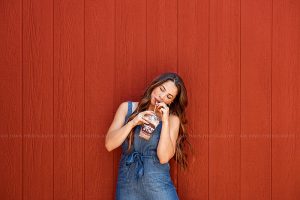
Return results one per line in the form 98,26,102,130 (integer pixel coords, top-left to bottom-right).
0,0,299,199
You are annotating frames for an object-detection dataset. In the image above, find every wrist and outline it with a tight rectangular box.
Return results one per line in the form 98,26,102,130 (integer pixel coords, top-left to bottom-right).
162,119,169,125
161,114,169,123
128,120,135,129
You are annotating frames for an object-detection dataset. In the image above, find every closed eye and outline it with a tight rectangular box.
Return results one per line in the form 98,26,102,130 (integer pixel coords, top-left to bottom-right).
160,86,173,99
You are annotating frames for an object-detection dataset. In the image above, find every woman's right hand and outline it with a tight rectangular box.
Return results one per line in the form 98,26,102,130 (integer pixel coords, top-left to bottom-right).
130,111,154,127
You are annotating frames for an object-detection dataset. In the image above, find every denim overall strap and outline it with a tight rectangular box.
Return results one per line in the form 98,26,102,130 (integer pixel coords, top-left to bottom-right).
124,101,132,125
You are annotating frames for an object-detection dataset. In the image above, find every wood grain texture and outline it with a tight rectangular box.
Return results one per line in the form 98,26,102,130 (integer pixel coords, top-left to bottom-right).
272,0,300,199
85,0,115,199
147,0,177,79
114,0,147,194
0,0,22,199
241,0,272,199
209,0,241,199
22,0,54,199
178,0,209,199
53,0,84,199
0,0,300,199
147,0,178,190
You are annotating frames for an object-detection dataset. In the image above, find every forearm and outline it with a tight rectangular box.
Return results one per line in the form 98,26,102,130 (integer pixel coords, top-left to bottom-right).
157,121,175,163
105,121,135,151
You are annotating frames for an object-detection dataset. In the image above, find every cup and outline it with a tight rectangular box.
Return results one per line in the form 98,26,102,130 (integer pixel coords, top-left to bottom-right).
139,103,160,140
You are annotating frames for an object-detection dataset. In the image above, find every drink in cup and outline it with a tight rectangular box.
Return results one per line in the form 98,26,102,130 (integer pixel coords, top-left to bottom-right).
139,102,160,140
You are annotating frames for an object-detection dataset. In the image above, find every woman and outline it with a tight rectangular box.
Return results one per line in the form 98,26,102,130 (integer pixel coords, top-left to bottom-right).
105,72,190,200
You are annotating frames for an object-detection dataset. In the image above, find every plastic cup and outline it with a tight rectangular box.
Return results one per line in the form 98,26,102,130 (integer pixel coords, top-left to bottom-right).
139,112,160,140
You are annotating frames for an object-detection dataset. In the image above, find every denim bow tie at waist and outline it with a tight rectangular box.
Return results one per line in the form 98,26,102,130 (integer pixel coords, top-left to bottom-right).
125,151,153,179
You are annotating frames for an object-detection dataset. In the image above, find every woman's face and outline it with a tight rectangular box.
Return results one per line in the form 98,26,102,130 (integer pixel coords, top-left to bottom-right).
151,80,178,106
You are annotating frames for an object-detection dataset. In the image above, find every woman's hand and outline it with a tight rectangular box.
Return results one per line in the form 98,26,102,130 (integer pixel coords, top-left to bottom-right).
130,111,154,127
156,102,170,123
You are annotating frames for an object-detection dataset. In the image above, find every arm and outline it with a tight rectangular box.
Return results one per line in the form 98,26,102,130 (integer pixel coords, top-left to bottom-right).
105,102,153,152
105,102,135,152
157,115,180,164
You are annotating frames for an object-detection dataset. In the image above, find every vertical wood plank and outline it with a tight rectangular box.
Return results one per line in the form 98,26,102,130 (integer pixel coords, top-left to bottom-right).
178,0,209,199
85,0,115,199
115,0,147,102
23,0,54,199
241,0,272,199
53,0,84,199
147,0,178,189
0,0,22,199
209,0,241,199
147,0,177,79
1,1,300,199
114,0,147,193
272,0,300,199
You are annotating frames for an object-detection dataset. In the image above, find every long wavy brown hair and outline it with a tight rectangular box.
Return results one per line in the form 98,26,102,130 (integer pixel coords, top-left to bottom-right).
125,72,191,170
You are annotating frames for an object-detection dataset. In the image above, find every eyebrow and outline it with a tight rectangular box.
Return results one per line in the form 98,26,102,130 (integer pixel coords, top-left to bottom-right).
162,85,174,97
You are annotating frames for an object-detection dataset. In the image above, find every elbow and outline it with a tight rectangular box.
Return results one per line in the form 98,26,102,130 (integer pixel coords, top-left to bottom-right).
157,150,173,164
105,137,113,152
105,143,112,152
159,158,169,164
157,155,169,164
157,152,170,164
159,159,169,164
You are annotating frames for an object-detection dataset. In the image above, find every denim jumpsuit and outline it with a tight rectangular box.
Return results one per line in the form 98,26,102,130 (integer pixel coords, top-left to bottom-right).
116,101,179,200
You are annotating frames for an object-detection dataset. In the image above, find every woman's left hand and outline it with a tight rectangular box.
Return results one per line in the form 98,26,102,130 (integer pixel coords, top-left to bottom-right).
156,102,170,123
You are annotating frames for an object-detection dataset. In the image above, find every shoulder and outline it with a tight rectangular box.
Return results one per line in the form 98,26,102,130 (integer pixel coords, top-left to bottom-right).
169,114,180,126
168,114,180,139
119,101,129,109
169,114,180,121
117,101,138,114
116,101,129,115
